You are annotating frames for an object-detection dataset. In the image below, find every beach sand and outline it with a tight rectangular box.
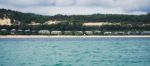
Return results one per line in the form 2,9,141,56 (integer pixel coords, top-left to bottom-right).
0,35,150,38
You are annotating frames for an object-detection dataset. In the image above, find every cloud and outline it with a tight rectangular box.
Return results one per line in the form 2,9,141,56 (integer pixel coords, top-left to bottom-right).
11,6,145,16
76,0,114,7
55,0,76,6
0,0,149,15
0,0,55,7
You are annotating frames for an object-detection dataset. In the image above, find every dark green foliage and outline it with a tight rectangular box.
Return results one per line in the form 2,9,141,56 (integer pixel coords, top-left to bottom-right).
0,8,150,24
50,14,150,23
0,8,150,35
0,8,50,24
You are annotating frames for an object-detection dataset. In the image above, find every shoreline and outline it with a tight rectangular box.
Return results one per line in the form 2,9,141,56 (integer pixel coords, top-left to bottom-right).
0,35,150,38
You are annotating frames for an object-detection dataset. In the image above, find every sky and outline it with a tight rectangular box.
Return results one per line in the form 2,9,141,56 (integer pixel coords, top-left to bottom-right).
0,0,150,15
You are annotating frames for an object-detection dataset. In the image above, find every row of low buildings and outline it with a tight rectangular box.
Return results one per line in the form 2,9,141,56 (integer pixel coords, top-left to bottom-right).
1,29,150,35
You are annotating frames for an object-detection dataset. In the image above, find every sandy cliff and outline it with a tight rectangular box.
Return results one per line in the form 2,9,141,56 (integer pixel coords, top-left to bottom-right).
0,18,12,25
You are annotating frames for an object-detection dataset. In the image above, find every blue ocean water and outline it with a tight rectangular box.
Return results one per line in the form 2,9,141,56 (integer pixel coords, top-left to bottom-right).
0,37,150,66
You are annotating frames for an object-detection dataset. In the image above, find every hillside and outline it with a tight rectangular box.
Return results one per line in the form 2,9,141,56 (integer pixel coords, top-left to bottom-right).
0,8,150,35
0,8,150,26
0,8,50,25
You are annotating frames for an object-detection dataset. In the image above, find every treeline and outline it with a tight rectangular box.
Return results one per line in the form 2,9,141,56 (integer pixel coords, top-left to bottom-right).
50,14,150,23
0,8,150,24
0,24,150,31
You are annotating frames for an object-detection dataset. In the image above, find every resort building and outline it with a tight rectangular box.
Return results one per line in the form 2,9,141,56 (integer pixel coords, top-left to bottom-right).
18,29,23,32
24,29,31,32
24,29,31,35
31,30,38,35
1,29,7,31
0,29,8,35
93,31,102,35
51,31,62,35
84,31,93,35
141,31,150,35
114,31,126,35
104,32,112,35
74,31,84,35
16,29,23,35
38,30,50,35
10,29,16,35
127,31,140,35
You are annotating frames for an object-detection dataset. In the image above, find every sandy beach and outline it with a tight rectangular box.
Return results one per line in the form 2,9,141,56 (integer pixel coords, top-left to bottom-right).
0,35,150,38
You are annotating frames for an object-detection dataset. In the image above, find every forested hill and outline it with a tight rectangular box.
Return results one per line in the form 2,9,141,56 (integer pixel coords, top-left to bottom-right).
0,8,50,24
0,8,150,24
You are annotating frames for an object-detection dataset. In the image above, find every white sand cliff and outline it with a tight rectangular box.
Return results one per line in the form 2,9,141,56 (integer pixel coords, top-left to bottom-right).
83,22,120,26
0,18,12,25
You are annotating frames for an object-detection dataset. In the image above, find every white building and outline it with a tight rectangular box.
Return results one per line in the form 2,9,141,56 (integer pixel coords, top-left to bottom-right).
127,31,140,35
10,29,16,34
1,29,7,32
74,31,83,35
51,31,62,35
93,31,101,35
104,32,112,35
24,29,31,32
141,31,150,35
38,30,50,35
18,29,23,32
85,31,93,35
114,31,125,35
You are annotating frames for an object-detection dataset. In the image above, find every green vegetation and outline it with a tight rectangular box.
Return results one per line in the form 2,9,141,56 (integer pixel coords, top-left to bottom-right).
0,8,50,24
0,8,150,24
0,8,150,35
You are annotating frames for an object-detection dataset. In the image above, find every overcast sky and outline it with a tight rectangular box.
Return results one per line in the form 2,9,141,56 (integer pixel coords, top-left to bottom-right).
0,0,150,15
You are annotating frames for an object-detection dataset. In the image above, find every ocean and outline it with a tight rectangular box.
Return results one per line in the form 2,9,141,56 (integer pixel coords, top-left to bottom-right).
0,37,150,66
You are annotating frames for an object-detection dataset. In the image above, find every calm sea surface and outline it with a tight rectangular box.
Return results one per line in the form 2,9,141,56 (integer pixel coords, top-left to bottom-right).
0,37,150,66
